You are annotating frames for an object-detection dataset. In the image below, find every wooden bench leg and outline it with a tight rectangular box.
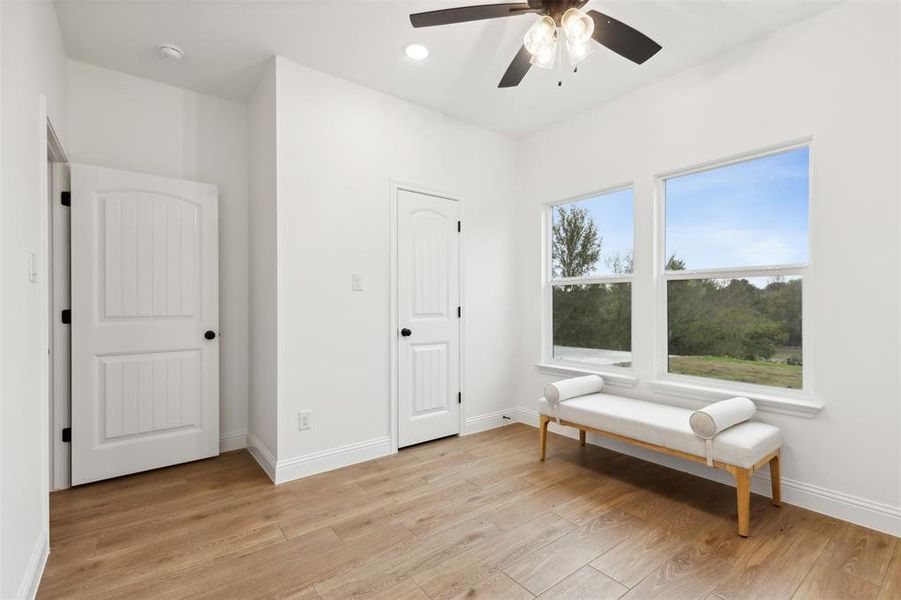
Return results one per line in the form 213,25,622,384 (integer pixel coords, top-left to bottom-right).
579,430,586,447
729,466,752,537
539,415,550,461
769,451,781,507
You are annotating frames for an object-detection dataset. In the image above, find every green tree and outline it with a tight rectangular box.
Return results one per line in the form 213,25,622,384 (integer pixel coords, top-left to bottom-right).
552,205,601,278
761,278,802,347
605,250,633,276
665,254,686,271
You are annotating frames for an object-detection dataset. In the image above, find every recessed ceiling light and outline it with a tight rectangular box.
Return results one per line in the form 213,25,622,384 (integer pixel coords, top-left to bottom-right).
159,43,184,61
404,44,429,61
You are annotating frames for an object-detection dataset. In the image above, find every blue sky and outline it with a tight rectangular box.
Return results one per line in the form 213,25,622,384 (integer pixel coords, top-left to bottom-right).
666,147,809,269
553,147,809,276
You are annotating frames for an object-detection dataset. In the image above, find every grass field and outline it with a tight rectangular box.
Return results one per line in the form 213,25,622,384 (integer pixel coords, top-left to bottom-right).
668,355,802,389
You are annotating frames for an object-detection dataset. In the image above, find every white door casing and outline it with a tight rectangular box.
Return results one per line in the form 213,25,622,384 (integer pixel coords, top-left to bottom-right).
50,161,71,490
396,188,461,448
70,164,219,485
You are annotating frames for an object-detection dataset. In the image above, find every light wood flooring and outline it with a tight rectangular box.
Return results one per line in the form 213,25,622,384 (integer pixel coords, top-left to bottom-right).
40,424,900,599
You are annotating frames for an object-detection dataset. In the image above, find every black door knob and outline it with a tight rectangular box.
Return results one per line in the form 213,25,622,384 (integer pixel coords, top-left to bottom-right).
401,328,412,337
204,330,216,340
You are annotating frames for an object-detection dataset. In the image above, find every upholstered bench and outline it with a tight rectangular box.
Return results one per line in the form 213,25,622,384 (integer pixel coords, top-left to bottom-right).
538,375,782,537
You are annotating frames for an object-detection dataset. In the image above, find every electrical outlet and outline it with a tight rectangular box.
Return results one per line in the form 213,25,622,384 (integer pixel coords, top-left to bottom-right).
298,411,312,431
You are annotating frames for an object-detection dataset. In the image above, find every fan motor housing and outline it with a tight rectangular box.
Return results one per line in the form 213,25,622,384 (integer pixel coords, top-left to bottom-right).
530,0,582,23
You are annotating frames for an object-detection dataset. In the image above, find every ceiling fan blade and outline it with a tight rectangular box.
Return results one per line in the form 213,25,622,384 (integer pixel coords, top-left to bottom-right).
588,9,661,65
498,45,532,88
411,3,535,28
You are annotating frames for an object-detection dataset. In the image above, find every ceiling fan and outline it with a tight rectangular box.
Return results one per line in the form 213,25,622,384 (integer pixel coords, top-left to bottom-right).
409,1,661,88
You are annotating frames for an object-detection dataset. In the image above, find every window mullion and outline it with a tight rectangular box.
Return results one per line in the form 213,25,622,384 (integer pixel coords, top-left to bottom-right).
664,265,806,281
550,275,634,286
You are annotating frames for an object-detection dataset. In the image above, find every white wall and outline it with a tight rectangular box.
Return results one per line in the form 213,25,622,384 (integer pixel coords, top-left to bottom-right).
514,1,901,534
248,56,518,478
66,60,250,451
247,60,278,464
0,1,68,597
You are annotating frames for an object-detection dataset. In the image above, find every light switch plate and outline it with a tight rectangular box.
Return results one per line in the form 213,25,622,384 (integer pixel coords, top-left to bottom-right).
352,273,363,291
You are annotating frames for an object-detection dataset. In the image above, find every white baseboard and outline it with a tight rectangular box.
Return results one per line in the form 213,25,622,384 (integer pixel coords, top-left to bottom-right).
464,408,517,435
500,406,901,537
774,478,901,537
219,430,247,452
18,527,49,600
274,436,392,484
246,432,277,482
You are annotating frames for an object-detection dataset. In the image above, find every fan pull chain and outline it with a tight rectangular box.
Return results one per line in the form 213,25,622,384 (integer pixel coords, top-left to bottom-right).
558,42,563,87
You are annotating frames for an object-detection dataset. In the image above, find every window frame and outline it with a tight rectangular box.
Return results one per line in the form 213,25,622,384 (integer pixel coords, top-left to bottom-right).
654,141,812,396
541,184,637,380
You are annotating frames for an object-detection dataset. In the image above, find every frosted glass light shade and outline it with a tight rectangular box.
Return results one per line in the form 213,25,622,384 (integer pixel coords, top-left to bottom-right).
524,15,556,55
566,37,593,65
529,39,557,69
561,8,594,45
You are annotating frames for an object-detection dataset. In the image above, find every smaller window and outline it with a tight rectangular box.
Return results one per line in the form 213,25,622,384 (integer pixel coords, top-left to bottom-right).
548,188,633,367
663,146,808,389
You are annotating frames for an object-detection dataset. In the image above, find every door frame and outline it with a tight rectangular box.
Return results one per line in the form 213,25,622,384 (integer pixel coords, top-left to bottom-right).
46,117,69,490
388,180,465,453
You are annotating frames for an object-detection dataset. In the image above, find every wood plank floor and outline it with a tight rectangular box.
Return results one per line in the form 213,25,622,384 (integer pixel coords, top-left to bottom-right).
40,424,899,599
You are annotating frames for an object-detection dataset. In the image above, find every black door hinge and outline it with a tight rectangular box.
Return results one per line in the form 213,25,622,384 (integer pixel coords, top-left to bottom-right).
61,191,71,207
61,309,71,324
457,221,461,233
61,427,71,443
457,306,461,318
458,392,462,404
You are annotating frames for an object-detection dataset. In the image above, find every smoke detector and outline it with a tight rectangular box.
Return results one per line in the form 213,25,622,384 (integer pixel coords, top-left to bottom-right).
159,43,184,61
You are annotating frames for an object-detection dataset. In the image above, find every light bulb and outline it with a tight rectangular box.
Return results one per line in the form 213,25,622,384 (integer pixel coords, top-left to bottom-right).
561,8,594,45
523,15,557,56
529,38,557,69
565,37,594,66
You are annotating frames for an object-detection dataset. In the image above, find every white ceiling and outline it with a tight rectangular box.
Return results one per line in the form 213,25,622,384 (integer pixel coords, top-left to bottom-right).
54,0,837,137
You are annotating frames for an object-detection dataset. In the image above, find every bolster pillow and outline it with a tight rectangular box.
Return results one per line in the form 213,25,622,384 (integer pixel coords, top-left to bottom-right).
689,397,756,439
544,375,605,405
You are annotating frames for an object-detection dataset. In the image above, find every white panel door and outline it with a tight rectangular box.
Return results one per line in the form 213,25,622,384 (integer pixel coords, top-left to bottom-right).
71,163,219,485
397,189,460,448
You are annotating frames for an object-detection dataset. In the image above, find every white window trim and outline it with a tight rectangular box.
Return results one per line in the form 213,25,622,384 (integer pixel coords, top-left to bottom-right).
653,140,816,410
540,184,636,380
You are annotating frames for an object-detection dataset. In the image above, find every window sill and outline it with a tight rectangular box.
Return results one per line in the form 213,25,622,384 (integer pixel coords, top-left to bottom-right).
647,377,822,418
534,362,639,389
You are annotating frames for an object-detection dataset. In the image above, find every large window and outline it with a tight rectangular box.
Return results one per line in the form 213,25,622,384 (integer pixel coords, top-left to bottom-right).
549,188,633,367
663,146,808,389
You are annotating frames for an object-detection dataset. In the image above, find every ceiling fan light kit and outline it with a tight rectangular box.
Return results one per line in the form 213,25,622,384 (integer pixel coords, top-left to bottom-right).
409,1,662,88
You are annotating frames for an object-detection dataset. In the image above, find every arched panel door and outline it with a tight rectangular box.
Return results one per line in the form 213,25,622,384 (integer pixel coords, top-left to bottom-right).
70,164,219,485
397,189,460,447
